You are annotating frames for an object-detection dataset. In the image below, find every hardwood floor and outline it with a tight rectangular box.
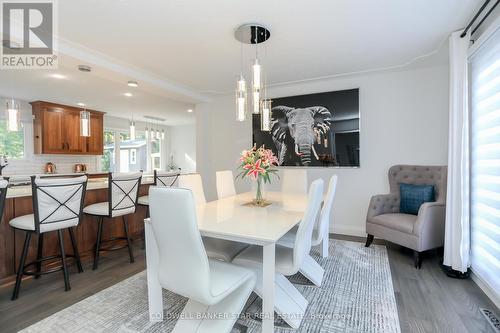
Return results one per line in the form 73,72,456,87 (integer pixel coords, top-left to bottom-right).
0,236,497,333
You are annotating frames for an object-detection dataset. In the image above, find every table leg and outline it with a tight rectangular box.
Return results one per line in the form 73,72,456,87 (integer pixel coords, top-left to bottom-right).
145,220,163,322
262,242,275,333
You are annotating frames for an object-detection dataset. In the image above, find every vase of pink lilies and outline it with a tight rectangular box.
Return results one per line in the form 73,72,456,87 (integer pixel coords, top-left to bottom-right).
237,145,279,206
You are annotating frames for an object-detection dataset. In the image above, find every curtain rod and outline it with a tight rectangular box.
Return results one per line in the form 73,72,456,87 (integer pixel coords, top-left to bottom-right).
461,0,497,38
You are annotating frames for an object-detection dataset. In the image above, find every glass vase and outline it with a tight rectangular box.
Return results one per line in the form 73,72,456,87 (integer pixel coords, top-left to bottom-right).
255,177,265,206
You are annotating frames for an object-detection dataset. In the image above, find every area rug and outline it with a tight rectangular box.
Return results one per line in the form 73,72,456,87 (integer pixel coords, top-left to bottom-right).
20,240,401,333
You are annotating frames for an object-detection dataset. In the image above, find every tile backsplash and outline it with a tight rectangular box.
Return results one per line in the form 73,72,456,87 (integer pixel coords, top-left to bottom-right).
3,154,99,176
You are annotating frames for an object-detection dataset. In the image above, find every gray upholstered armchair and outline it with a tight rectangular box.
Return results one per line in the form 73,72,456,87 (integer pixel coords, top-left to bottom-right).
365,165,447,268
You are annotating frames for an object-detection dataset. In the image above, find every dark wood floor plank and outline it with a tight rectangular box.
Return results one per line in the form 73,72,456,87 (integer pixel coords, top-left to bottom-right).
0,236,498,333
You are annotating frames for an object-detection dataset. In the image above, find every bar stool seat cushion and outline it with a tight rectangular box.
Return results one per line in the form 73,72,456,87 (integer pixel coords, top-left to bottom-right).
83,202,134,217
9,214,78,233
137,195,149,206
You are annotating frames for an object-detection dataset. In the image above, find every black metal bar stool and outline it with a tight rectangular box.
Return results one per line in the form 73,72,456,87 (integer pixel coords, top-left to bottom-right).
83,172,142,270
137,170,180,215
9,175,88,300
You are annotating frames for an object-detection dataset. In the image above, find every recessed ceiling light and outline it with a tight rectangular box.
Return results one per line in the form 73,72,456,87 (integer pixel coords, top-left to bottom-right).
124,92,133,97
78,65,92,72
127,80,139,87
51,73,66,79
77,102,86,107
187,109,193,113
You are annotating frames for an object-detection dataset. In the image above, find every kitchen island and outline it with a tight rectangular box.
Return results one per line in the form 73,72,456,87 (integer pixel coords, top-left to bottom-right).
0,175,153,285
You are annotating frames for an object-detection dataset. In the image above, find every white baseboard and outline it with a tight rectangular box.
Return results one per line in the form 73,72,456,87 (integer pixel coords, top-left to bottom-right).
329,224,366,238
471,271,500,311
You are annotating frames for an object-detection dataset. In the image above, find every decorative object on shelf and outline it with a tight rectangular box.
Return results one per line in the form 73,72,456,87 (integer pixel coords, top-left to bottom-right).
80,108,91,137
44,162,56,174
236,145,279,207
234,23,270,120
252,88,360,167
167,153,178,171
74,163,87,173
5,98,20,132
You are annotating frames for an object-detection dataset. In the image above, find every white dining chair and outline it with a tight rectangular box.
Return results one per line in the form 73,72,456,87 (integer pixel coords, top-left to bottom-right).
178,173,207,205
282,169,308,194
83,172,142,270
233,178,324,329
216,170,236,199
149,187,255,333
179,173,249,262
277,175,338,286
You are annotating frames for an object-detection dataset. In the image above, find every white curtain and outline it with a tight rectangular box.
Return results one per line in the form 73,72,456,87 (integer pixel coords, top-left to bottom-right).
443,31,470,273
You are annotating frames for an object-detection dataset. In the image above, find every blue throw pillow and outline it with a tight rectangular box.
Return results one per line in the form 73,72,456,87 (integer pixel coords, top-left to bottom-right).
399,183,435,215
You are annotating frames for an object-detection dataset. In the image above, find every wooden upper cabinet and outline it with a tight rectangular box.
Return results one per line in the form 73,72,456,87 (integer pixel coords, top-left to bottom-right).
31,101,105,155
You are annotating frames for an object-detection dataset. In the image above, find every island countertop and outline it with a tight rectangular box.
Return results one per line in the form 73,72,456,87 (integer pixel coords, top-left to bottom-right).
5,174,155,199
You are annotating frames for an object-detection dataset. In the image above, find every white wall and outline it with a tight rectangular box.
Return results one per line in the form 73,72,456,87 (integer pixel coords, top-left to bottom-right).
196,65,449,236
169,124,196,173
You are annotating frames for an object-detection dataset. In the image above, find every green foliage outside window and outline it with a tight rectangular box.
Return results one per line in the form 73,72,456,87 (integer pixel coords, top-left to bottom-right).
0,120,24,158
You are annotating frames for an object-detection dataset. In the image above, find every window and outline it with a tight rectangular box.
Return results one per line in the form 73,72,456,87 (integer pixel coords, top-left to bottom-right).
101,131,115,172
470,26,500,297
150,136,161,170
0,121,25,159
102,129,156,172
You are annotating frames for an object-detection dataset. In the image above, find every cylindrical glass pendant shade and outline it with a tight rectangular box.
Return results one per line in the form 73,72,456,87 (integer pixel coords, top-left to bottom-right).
145,127,149,139
129,121,136,140
6,98,20,132
236,75,247,121
252,88,260,114
150,128,155,140
80,110,91,137
156,129,160,140
252,59,261,90
260,99,272,131
161,129,165,140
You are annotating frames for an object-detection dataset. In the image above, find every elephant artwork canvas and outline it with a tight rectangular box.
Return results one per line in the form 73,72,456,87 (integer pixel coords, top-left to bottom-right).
252,88,360,167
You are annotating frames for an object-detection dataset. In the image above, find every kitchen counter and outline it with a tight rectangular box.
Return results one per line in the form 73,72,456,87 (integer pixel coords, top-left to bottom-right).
5,174,155,198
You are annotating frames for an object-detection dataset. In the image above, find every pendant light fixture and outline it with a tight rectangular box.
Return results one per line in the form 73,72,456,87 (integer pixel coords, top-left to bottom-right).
161,129,165,140
5,98,20,132
234,24,270,118
260,42,272,131
80,108,91,137
129,121,136,140
156,128,161,140
145,126,149,139
150,125,155,142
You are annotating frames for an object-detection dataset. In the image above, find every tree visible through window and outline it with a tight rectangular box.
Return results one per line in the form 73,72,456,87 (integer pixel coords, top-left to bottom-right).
0,120,24,159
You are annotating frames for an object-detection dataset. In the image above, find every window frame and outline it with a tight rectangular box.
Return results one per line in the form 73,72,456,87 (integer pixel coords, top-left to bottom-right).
0,119,31,161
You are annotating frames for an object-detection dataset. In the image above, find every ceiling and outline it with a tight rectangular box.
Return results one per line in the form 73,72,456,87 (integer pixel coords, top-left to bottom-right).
0,0,482,122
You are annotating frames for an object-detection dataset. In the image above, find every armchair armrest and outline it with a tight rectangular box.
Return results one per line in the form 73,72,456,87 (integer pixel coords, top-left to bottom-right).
366,193,400,220
413,201,446,251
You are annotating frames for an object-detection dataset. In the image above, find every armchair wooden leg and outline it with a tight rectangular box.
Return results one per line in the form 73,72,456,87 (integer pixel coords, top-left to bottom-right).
365,234,374,247
413,251,422,269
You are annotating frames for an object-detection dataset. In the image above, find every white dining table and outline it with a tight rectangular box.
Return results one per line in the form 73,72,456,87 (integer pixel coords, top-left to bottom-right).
144,191,308,333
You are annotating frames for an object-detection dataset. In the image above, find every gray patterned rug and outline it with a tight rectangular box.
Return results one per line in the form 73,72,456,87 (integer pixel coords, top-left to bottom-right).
21,240,400,333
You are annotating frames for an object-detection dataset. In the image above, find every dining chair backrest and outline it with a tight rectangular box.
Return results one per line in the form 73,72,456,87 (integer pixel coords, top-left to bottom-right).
32,176,88,234
292,178,324,271
0,178,9,221
108,172,142,217
154,170,180,187
312,175,338,245
282,169,308,194
178,174,206,205
149,187,212,304
216,170,236,199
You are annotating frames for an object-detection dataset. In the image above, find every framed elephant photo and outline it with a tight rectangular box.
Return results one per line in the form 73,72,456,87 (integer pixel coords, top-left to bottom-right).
252,88,360,167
